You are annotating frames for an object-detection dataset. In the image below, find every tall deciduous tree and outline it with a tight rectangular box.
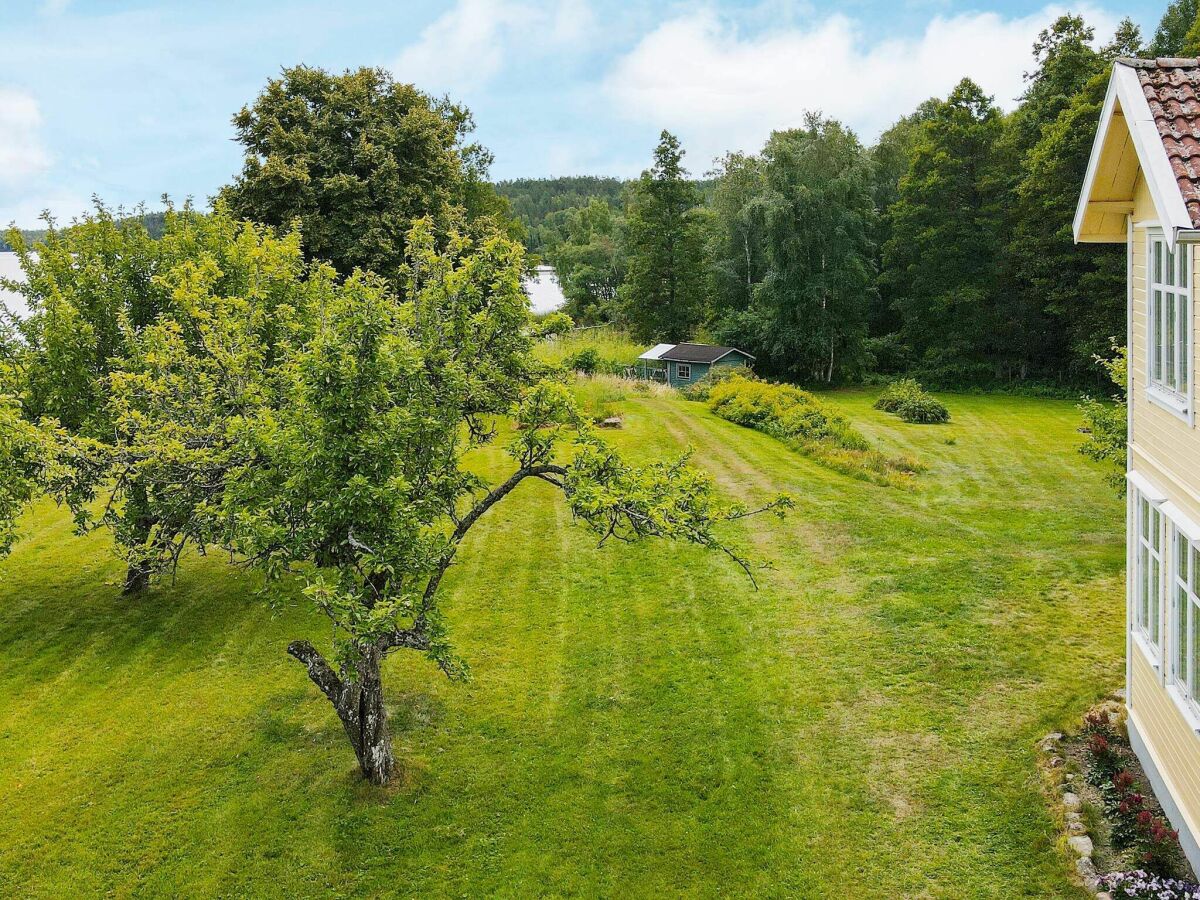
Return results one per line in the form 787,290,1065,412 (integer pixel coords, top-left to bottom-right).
619,131,709,342
707,151,768,322
1,204,221,591
220,65,510,285
1149,0,1200,55
547,198,627,324
79,216,788,785
869,101,939,350
722,115,876,382
883,79,1005,383
1006,19,1138,381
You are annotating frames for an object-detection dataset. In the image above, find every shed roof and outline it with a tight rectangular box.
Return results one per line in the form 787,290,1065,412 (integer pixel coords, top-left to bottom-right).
638,342,755,364
638,343,676,361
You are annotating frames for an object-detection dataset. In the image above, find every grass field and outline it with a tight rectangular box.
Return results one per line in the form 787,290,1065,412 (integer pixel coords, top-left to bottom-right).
0,388,1123,898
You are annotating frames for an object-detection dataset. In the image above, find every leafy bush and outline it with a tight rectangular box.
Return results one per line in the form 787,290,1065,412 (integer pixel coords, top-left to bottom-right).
706,374,919,486
874,378,950,424
681,364,756,401
563,347,625,376
1079,342,1127,494
1085,731,1125,787
1100,871,1200,899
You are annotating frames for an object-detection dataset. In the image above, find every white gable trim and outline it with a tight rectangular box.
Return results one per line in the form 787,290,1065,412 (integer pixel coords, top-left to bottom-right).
1074,63,1195,251
708,348,756,363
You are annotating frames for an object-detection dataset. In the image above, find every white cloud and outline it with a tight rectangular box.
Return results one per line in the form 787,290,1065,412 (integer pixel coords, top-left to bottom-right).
0,88,51,184
392,0,593,95
604,5,1119,169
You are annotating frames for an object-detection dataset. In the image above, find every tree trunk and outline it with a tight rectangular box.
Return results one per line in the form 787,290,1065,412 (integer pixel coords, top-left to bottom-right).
122,480,156,595
287,639,395,785
123,561,151,595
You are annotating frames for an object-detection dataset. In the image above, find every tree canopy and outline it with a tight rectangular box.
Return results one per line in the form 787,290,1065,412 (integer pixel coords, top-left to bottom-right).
0,206,790,784
219,66,512,285
619,131,710,343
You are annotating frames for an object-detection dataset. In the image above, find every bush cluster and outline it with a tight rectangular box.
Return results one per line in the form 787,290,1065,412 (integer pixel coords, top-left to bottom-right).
708,376,868,449
704,373,920,486
681,364,756,402
563,347,626,376
873,378,950,424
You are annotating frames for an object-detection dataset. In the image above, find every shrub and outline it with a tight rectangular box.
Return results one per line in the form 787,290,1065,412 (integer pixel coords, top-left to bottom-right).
1100,871,1200,899
1136,814,1184,876
706,374,919,486
874,378,950,424
681,365,756,401
1085,732,1124,786
563,348,625,376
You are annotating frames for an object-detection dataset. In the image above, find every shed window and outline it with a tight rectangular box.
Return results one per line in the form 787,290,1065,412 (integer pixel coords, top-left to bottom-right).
1170,526,1200,718
1147,232,1191,412
677,364,691,380
1135,490,1164,656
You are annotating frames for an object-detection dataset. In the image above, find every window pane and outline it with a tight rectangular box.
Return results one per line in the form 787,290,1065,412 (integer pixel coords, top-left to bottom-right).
1141,544,1151,629
1190,600,1199,696
1178,584,1189,682
1153,556,1162,640
1167,245,1176,286
1168,292,1177,389
1153,507,1162,551
1181,291,1191,393
1155,240,1164,283
1155,290,1164,383
1180,245,1189,288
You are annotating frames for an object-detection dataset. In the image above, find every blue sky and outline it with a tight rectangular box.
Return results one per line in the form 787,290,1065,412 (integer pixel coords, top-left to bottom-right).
0,0,1165,228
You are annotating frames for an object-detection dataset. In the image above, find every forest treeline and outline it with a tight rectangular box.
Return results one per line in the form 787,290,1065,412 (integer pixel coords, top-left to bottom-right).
499,1,1200,389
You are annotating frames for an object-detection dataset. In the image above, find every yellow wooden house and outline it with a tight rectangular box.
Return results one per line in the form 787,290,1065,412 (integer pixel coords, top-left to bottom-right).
1076,56,1200,872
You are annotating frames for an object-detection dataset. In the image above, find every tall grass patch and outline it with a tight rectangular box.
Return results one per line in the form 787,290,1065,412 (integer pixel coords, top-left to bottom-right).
705,374,920,485
536,326,643,373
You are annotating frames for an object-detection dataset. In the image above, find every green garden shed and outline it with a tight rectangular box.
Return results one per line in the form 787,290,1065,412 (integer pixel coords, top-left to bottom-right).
637,343,755,388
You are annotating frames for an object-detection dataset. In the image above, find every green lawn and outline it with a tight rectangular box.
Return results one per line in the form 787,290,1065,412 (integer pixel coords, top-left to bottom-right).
0,389,1123,898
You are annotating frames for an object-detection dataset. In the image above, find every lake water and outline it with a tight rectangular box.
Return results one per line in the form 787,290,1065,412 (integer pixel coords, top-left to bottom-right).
523,265,565,314
0,253,26,317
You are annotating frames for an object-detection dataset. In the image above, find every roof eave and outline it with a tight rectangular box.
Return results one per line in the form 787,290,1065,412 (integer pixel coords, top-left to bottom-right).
1074,62,1195,252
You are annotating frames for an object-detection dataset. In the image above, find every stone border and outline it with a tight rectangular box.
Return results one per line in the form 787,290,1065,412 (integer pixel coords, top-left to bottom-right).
1040,728,1107,898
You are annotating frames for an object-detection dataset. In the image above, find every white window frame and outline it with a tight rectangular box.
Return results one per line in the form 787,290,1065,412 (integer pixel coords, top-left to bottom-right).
676,364,691,381
1133,487,1165,662
1146,229,1193,421
1168,520,1200,730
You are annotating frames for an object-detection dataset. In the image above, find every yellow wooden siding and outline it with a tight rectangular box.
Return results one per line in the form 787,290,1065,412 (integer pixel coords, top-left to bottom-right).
1128,168,1200,849
1130,172,1200,520
1130,649,1200,839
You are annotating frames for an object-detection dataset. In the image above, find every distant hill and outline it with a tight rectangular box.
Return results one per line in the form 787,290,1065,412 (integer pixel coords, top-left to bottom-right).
495,177,629,254
0,211,169,251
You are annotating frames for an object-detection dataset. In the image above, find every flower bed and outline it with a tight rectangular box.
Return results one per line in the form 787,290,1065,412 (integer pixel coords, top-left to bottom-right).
1039,699,1198,898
